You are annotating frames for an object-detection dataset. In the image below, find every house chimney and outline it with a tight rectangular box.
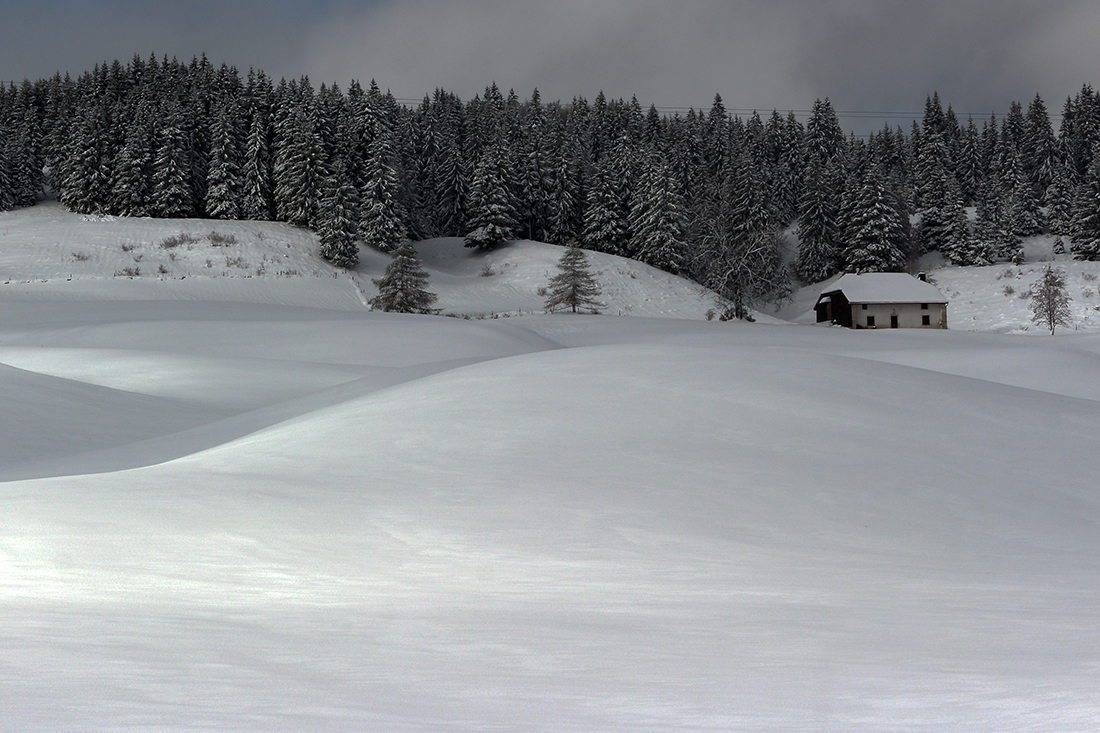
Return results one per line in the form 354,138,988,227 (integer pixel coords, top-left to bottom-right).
917,271,927,282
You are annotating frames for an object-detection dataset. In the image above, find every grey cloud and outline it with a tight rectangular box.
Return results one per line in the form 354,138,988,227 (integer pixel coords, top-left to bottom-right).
3,0,1099,134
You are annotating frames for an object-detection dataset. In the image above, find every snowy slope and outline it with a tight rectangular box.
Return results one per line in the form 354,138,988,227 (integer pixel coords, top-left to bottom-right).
0,204,1098,731
0,201,721,319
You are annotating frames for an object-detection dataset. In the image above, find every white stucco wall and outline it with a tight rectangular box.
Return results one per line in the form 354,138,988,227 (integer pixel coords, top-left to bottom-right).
851,302,947,329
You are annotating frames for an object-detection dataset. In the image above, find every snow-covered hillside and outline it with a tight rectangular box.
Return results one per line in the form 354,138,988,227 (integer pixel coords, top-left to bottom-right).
1,204,1098,731
0,201,721,319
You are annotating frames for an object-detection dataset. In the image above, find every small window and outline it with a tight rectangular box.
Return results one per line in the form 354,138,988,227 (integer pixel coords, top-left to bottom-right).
920,303,929,310
866,315,875,327
922,315,931,326
861,304,868,310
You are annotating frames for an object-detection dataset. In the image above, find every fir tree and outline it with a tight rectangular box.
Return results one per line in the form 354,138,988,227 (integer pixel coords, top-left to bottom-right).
464,141,518,250
317,160,360,268
240,71,274,220
205,100,242,219
628,153,688,273
794,156,838,283
582,160,629,254
841,167,908,274
152,101,193,218
359,118,407,252
1070,145,1100,260
544,241,604,313
109,118,153,217
369,239,438,313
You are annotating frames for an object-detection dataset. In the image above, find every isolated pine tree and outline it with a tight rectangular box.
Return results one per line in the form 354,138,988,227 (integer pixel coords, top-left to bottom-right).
369,239,438,313
544,241,603,313
1029,266,1072,334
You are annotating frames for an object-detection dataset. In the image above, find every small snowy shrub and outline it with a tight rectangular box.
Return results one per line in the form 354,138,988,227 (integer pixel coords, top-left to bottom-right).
157,264,169,275
1082,272,1097,282
479,263,495,277
1083,288,1095,298
1003,285,1015,296
705,308,717,321
536,285,548,296
225,255,248,269
120,242,136,252
114,266,140,277
159,233,199,249
208,231,238,246
71,251,90,261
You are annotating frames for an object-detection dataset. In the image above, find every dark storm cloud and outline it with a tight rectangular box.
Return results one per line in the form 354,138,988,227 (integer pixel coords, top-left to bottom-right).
3,0,1099,130
788,0,1100,120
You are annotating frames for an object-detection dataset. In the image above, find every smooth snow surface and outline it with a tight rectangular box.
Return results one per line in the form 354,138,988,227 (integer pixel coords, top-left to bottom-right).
1,204,1098,731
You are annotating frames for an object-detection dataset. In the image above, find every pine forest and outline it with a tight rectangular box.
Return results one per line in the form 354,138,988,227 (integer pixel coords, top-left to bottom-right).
2,54,1100,307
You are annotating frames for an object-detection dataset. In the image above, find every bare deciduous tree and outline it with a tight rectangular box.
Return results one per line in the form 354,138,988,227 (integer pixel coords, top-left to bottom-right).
1029,265,1072,334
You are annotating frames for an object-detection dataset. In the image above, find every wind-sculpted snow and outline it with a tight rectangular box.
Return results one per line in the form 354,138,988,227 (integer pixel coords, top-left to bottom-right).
1,309,1099,730
1,205,1099,730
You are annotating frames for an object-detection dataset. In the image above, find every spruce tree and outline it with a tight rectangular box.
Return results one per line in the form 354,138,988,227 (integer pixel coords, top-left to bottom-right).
841,168,908,274
152,101,193,218
317,160,360,268
1070,145,1100,260
582,161,629,254
205,100,242,219
359,119,407,252
795,156,838,282
464,141,518,250
544,241,603,313
369,239,438,313
628,153,687,273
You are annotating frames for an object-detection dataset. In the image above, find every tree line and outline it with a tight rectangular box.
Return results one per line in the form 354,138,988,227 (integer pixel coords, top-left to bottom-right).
0,54,1099,311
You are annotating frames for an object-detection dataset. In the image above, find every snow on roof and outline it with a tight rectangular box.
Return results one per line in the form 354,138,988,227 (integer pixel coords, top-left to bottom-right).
820,273,947,304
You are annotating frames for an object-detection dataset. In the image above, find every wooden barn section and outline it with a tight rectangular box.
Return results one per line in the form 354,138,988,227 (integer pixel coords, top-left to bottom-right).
815,273,948,329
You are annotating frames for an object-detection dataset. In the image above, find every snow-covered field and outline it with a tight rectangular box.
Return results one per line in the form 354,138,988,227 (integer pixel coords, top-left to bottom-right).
1,204,1098,731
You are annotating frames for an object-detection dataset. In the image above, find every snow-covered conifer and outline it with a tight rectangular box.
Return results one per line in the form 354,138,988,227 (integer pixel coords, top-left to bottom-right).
464,141,518,250
1070,146,1100,260
359,119,407,252
369,239,438,313
544,241,604,313
152,101,193,218
628,153,687,273
317,160,360,268
841,167,908,274
795,157,838,283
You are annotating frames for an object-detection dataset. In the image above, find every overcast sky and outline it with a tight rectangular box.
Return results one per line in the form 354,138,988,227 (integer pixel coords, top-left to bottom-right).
3,0,1099,132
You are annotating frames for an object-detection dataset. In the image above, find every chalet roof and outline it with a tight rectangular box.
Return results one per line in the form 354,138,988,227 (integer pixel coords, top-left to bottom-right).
819,273,947,305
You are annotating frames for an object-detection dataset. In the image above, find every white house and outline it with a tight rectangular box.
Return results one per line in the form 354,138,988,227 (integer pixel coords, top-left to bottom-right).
815,273,948,329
